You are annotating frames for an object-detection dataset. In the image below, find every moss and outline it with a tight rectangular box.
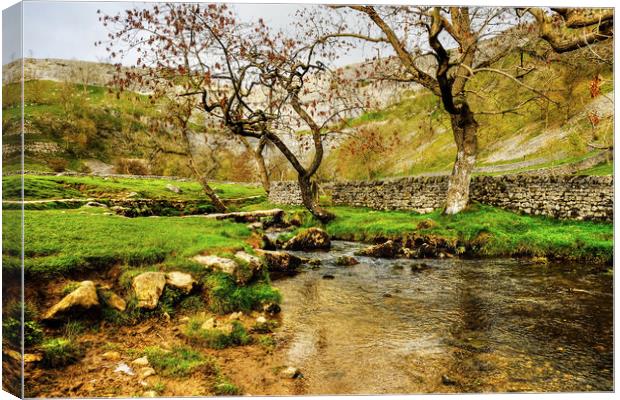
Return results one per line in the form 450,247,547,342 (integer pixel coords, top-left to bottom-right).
41,337,82,368
143,346,215,377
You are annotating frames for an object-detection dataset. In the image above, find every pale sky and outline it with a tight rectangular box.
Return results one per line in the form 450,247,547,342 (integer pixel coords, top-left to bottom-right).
3,1,384,66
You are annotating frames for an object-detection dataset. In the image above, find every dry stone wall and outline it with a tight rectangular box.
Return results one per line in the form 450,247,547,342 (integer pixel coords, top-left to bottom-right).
269,175,613,221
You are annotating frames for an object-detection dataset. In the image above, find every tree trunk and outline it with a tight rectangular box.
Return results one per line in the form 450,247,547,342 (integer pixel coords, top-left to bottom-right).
187,158,227,213
444,105,478,215
298,175,335,223
254,137,271,194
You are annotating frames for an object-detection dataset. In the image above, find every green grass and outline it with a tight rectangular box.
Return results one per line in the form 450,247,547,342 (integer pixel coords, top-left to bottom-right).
3,208,254,277
578,161,613,176
2,175,265,202
41,337,81,368
323,204,613,263
143,346,215,377
183,319,252,349
203,272,282,314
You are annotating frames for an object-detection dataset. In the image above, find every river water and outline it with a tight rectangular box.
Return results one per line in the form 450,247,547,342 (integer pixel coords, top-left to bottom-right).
272,240,613,394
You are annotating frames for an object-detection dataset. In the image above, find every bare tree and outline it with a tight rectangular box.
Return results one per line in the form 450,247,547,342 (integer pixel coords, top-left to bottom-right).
101,4,361,221
322,6,562,213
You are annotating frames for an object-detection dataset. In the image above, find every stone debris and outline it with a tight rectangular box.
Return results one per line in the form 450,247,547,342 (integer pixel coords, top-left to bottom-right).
114,362,134,376
165,271,195,294
283,228,331,251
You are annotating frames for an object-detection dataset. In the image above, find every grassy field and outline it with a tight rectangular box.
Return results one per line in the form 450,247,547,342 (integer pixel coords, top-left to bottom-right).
2,175,264,201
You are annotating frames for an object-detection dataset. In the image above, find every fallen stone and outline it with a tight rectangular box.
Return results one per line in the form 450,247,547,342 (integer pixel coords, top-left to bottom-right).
355,240,400,258
165,271,195,294
101,351,121,361
132,272,167,310
280,366,301,379
103,291,126,312
132,356,150,367
255,249,302,273
283,228,331,251
193,254,253,284
139,367,156,379
228,312,243,321
307,258,322,266
43,280,99,321
142,390,158,397
165,184,182,194
261,234,277,250
256,316,267,324
335,255,359,266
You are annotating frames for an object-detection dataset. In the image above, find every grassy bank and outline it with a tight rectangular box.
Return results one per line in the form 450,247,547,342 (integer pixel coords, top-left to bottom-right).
2,175,264,201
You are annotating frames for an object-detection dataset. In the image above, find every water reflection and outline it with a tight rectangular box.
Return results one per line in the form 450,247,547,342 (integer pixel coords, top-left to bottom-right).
274,241,613,394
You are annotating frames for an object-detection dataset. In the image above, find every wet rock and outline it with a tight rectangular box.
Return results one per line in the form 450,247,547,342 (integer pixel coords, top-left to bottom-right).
261,234,277,250
165,271,195,294
441,375,456,385
322,274,335,280
43,280,99,321
308,258,322,266
132,272,167,310
101,351,121,361
355,240,400,258
263,303,281,315
132,356,150,367
139,367,156,379
283,228,331,251
165,184,182,194
102,291,126,312
255,249,302,273
335,255,359,266
280,366,301,379
402,234,457,258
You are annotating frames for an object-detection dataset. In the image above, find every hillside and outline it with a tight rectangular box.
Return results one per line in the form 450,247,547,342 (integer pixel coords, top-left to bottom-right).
2,43,614,180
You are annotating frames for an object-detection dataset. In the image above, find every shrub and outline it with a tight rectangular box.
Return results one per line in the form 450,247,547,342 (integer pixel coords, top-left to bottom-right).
2,302,44,347
115,158,149,175
41,338,81,367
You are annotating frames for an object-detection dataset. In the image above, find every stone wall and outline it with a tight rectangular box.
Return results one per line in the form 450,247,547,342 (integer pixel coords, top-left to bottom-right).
269,175,613,221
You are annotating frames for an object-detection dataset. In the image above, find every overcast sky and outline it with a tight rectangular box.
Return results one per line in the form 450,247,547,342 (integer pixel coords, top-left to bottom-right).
3,1,383,66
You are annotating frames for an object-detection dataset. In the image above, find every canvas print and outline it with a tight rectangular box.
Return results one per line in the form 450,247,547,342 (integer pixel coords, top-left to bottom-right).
1,1,614,398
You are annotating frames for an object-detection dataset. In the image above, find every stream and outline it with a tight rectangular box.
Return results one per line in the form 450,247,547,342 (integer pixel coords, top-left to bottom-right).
272,240,613,394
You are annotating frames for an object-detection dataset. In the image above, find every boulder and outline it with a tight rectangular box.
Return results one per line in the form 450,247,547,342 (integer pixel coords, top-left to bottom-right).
139,367,156,379
165,271,195,294
43,280,99,321
102,351,121,361
255,249,302,273
283,228,331,251
165,184,182,194
335,255,359,266
132,356,150,367
261,234,277,250
280,366,301,379
193,254,253,284
355,240,400,258
132,272,167,310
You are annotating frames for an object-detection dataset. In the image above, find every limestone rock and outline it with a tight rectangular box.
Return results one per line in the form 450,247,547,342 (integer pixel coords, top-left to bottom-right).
132,272,167,310
234,251,264,272
228,312,243,321
283,228,331,251
255,249,302,273
139,367,156,379
280,366,301,379
142,390,158,397
103,291,126,312
193,254,253,284
43,280,99,321
132,356,150,367
165,271,195,294
102,351,121,361
165,184,182,194
355,240,400,258
85,201,107,208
